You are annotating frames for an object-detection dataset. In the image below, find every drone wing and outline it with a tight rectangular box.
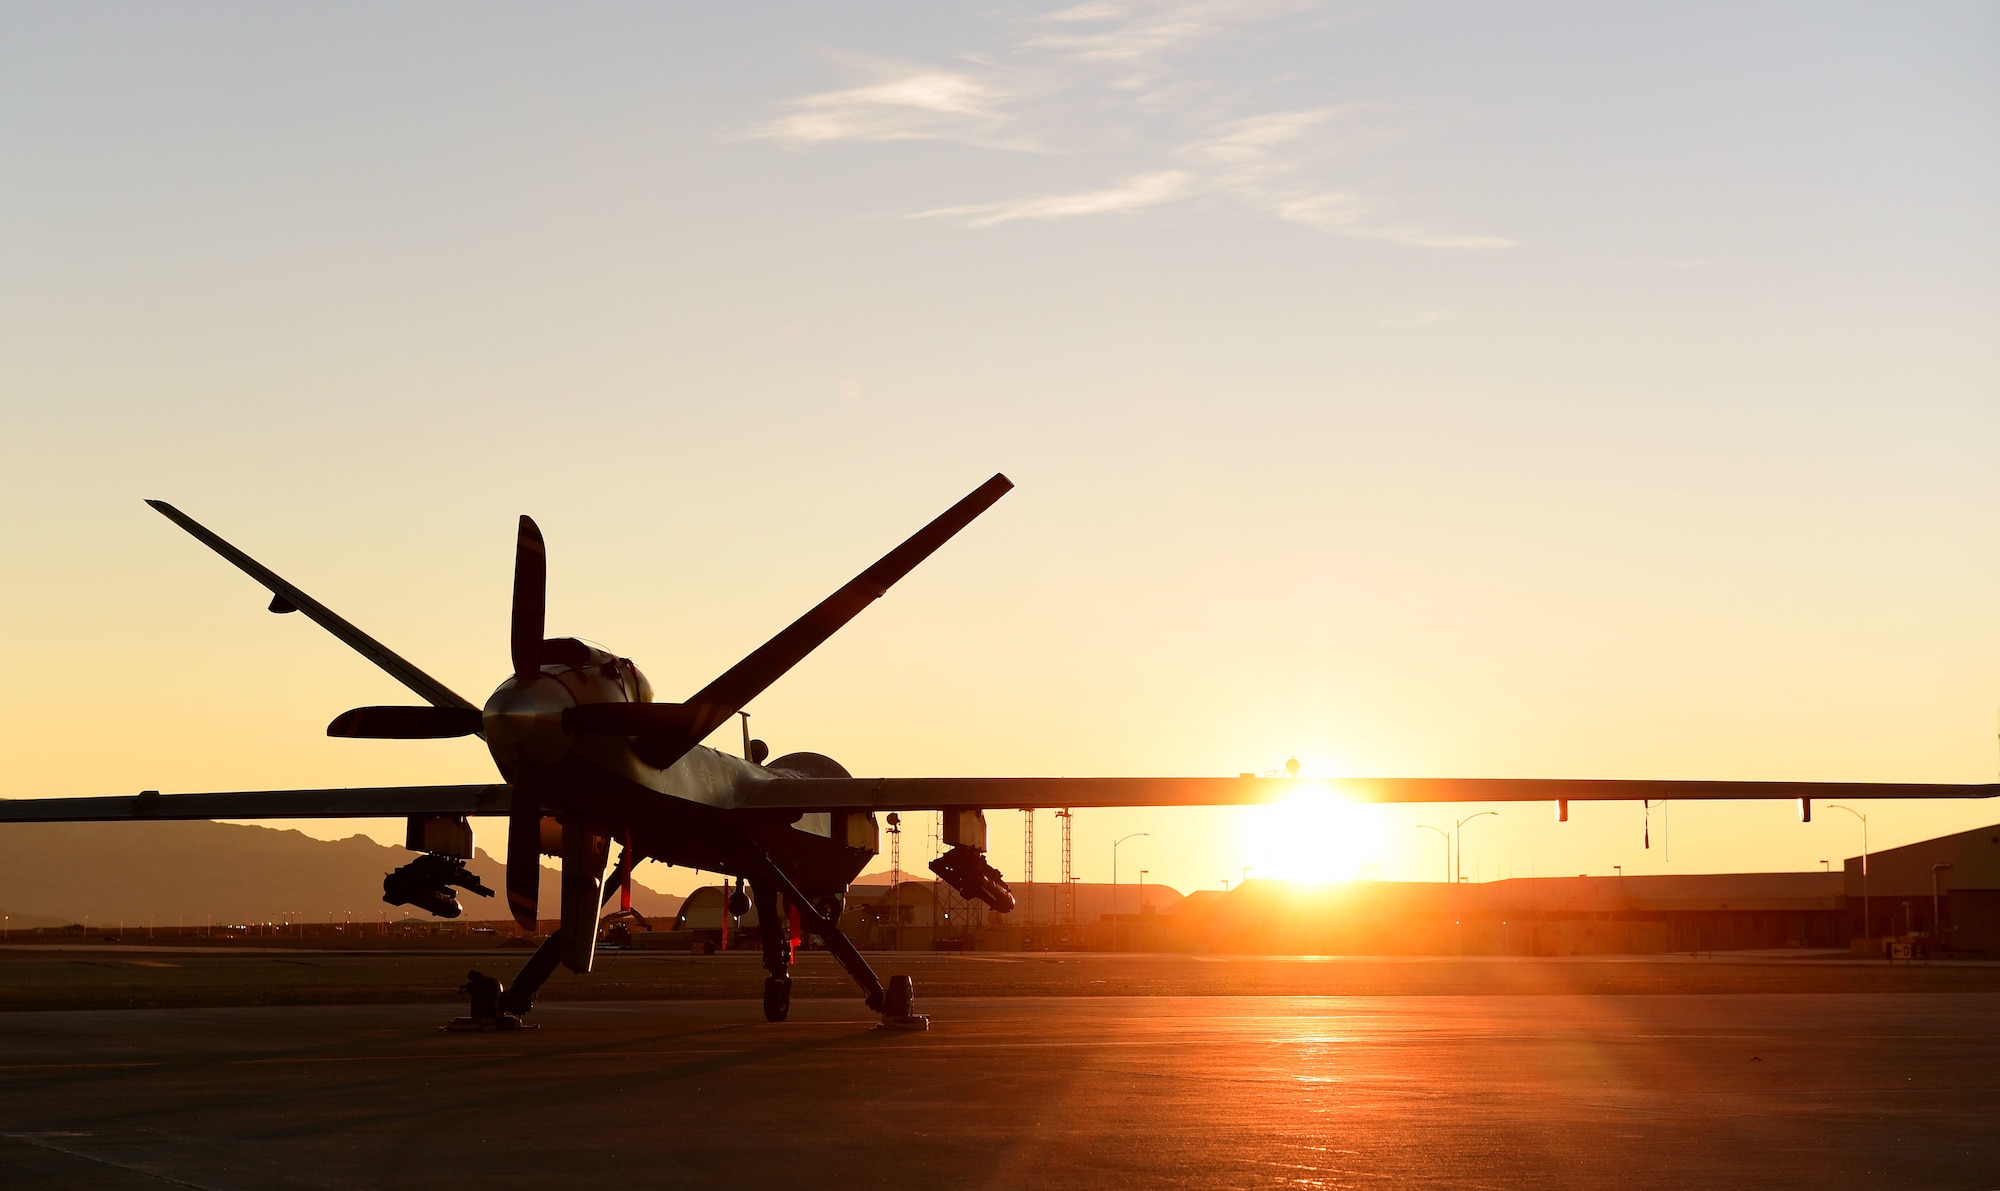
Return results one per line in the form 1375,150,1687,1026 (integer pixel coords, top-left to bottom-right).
0,785,511,823
735,775,2000,813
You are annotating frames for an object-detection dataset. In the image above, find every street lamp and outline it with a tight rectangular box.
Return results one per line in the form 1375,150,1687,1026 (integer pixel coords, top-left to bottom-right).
1112,833,1149,953
1139,870,1149,912
1455,812,1498,883
1828,804,1869,944
1415,825,1451,883
1933,863,1953,948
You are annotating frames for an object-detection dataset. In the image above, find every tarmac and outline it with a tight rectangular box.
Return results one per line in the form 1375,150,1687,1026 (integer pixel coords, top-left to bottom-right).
1,966,1996,1189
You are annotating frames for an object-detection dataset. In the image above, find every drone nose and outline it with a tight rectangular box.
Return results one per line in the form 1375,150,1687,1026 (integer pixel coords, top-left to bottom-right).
483,675,574,768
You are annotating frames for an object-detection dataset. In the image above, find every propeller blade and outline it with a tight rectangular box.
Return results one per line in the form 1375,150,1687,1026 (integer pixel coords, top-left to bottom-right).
511,515,546,680
559,818,610,974
638,474,1014,771
505,789,543,930
327,706,482,739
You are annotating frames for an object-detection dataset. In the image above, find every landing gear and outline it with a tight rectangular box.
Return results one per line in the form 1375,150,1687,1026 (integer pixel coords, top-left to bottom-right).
449,919,604,1030
494,928,565,1018
763,974,792,1022
449,845,630,1032
883,974,914,1017
747,849,925,1029
751,878,796,1023
443,969,536,1032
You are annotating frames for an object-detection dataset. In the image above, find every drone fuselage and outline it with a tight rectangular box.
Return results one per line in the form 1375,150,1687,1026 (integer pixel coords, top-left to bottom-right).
482,637,878,903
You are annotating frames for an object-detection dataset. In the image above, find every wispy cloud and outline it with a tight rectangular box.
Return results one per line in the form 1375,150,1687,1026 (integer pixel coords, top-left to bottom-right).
1181,109,1331,168
746,70,1022,147
1028,0,1320,74
743,4,1514,249
1277,192,1516,248
1610,256,1713,269
914,171,1195,227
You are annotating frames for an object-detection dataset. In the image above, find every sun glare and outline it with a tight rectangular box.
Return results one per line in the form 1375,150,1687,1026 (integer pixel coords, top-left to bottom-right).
1242,785,1389,885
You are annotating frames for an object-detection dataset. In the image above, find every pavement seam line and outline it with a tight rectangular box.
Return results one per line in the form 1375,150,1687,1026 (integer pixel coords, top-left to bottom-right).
1,1132,221,1190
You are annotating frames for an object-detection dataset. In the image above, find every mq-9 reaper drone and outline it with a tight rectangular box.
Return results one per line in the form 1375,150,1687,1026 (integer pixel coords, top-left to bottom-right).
1,475,1992,1028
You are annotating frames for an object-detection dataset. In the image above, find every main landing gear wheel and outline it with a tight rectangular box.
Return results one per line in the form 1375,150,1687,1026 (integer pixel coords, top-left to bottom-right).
763,974,792,1023
879,974,928,1031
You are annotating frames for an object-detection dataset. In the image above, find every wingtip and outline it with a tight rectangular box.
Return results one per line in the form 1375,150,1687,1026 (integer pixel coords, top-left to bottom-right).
144,498,171,512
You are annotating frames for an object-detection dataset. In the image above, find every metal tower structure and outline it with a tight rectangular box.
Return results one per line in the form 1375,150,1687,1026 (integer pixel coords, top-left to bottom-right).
1057,807,1075,929
885,812,902,952
927,810,972,948
1021,809,1035,923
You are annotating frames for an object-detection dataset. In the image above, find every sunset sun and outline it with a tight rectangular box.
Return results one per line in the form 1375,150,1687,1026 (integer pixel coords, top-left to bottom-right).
1242,786,1389,885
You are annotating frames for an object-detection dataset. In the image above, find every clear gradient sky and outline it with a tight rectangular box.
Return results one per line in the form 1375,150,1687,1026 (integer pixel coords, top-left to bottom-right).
2,3,1996,897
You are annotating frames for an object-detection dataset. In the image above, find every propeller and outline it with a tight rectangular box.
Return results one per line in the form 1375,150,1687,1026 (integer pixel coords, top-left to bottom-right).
327,515,551,741
504,516,551,929
506,787,544,930
559,817,610,973
322,476,1015,940
511,515,546,680
327,706,482,739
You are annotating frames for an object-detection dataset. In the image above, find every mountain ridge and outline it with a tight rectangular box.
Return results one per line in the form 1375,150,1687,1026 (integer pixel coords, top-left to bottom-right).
0,819,683,926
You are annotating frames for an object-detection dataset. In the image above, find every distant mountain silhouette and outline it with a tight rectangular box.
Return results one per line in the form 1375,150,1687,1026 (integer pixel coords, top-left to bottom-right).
0,819,682,927
851,867,927,887
0,909,73,931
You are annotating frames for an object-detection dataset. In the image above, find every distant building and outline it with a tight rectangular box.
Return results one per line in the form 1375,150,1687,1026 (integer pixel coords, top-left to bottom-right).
1169,824,2000,957
1842,821,2000,949
1184,872,1847,956
664,823,2000,957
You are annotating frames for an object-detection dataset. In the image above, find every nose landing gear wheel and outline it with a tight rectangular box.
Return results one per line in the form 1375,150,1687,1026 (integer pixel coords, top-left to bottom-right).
762,974,792,1022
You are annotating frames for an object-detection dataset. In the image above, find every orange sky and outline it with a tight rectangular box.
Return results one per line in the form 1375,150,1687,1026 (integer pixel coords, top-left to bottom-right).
1,4,1995,897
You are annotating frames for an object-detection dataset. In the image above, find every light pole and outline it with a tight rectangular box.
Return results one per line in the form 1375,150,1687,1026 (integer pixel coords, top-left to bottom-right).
1139,870,1148,912
1112,833,1149,953
1455,812,1498,883
1415,825,1451,883
1932,863,1953,947
1828,804,1869,943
